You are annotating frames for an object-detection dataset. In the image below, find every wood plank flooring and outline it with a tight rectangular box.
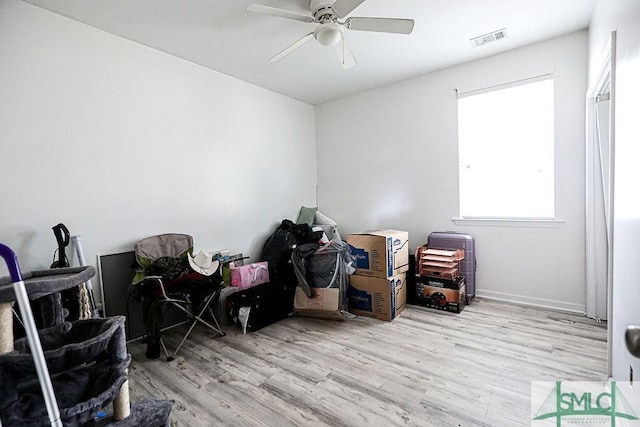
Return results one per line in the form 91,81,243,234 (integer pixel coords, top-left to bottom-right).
124,298,607,426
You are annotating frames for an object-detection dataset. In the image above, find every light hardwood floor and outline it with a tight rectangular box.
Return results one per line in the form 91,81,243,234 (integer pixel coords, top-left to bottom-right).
125,298,607,426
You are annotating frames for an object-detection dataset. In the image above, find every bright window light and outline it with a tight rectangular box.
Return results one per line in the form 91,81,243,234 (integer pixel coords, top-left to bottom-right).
457,77,555,219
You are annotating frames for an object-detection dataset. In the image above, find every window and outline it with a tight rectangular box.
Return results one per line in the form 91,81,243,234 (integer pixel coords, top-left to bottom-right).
457,76,555,219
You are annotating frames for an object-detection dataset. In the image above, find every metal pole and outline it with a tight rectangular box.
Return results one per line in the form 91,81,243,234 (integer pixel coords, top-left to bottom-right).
0,244,62,427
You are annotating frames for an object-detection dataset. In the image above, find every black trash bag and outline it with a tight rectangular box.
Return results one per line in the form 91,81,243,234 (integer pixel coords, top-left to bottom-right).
260,220,323,285
291,241,356,320
291,241,356,298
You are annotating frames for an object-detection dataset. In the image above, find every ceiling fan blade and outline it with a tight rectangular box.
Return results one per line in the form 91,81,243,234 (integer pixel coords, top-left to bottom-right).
247,4,314,23
332,0,367,18
334,37,357,70
346,17,415,34
269,33,314,63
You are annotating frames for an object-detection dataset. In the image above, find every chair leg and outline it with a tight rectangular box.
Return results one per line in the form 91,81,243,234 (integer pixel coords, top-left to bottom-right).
167,318,199,361
197,290,225,336
206,304,226,336
162,289,225,361
159,337,170,361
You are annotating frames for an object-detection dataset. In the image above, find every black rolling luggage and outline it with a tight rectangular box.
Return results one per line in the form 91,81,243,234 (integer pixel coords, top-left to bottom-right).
226,282,296,332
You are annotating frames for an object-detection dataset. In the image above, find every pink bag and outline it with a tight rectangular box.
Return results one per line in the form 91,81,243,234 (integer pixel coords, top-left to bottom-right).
230,262,269,290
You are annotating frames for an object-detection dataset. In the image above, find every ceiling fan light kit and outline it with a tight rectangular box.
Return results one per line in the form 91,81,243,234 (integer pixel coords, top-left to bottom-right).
247,0,415,69
314,23,343,46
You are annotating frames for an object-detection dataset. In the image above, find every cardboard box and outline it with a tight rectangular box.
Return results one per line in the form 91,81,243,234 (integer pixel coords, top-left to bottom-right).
294,287,345,320
347,229,409,278
414,275,466,313
348,273,406,321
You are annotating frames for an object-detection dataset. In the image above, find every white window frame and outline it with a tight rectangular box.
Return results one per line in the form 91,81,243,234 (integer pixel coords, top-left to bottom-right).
453,74,563,228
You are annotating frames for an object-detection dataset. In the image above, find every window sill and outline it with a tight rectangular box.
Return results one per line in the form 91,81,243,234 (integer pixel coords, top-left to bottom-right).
451,217,565,228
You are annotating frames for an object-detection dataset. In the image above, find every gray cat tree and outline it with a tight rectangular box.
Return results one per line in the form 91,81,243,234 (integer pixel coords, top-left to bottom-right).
0,244,171,426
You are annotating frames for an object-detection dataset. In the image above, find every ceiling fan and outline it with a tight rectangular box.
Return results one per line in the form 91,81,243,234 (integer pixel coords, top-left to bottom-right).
247,0,415,69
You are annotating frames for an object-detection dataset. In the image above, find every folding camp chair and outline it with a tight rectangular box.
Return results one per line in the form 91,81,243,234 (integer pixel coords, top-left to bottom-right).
131,233,225,361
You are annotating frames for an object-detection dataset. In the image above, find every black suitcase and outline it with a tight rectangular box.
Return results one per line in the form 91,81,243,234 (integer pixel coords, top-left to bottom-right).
406,254,418,305
226,282,296,332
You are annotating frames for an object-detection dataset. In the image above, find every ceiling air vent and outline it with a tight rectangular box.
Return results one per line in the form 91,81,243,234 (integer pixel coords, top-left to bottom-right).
470,28,507,47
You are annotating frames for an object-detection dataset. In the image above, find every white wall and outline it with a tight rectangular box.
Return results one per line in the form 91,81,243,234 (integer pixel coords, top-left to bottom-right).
0,0,317,302
316,31,588,312
589,0,640,381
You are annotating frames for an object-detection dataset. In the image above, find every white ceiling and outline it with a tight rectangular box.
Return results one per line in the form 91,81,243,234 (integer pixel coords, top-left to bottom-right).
22,0,595,105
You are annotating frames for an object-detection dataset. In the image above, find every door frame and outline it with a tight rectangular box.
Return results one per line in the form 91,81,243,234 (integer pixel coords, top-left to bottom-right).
585,30,616,377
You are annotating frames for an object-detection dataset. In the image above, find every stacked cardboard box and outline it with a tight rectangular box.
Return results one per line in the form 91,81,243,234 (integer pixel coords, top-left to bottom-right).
414,245,466,313
346,230,409,321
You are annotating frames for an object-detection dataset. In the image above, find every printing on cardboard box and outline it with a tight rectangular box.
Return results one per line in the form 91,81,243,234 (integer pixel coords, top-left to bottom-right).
348,273,407,321
347,230,409,278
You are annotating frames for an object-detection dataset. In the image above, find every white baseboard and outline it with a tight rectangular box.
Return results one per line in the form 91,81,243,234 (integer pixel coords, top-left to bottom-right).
475,289,586,314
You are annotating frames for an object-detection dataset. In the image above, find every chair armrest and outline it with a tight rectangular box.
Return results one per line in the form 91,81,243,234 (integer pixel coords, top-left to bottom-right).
141,276,170,299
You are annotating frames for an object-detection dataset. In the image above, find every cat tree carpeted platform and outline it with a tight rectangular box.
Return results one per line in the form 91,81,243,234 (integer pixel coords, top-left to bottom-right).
0,255,171,426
